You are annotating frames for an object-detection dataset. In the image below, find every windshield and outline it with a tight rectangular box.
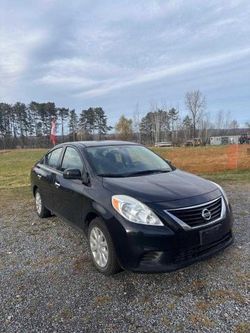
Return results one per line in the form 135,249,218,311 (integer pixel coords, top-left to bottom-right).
85,145,172,177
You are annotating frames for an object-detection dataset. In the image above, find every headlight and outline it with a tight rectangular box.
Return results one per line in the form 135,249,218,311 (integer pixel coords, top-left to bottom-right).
211,181,229,205
112,195,164,226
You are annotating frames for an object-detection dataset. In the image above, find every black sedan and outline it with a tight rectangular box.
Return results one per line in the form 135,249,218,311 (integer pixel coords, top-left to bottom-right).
30,141,233,275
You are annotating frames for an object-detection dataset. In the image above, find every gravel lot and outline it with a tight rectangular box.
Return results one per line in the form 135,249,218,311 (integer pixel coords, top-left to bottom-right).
0,183,249,333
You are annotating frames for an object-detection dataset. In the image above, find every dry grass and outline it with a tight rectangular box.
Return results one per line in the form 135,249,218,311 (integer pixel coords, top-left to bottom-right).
59,307,74,320
234,322,250,333
209,289,247,305
190,279,206,290
152,144,250,174
188,313,214,328
235,272,250,284
72,253,91,273
195,301,210,312
94,295,111,305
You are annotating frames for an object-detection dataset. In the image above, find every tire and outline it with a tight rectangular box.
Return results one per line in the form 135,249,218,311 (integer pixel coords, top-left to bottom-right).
34,189,51,218
88,218,121,275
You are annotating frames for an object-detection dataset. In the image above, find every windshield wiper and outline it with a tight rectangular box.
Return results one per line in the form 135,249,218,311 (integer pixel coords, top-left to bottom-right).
122,169,171,177
97,173,127,178
97,169,171,178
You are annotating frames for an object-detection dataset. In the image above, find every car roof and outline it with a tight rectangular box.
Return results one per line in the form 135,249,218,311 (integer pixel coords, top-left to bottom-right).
55,140,140,148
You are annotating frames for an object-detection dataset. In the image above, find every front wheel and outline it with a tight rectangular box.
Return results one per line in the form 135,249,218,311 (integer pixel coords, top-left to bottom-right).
35,189,51,218
88,218,121,275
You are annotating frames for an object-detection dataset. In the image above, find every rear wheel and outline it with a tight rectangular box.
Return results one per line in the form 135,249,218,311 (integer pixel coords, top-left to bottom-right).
88,218,121,275
35,189,51,218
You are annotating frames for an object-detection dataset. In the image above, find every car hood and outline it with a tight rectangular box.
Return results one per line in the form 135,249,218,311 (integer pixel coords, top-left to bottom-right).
102,169,219,204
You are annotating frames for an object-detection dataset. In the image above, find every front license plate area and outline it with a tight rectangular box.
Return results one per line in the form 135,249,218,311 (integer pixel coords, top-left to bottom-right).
199,223,223,246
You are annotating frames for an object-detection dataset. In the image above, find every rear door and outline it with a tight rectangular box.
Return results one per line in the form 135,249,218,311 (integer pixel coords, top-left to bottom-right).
36,147,64,211
53,146,90,226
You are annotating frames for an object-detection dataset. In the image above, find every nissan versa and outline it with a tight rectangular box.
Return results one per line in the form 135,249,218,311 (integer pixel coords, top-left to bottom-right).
30,141,233,275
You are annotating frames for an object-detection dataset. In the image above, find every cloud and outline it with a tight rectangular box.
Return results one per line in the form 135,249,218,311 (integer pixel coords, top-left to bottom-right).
36,57,130,91
1,0,250,124
75,47,250,97
0,27,47,99
0,29,46,80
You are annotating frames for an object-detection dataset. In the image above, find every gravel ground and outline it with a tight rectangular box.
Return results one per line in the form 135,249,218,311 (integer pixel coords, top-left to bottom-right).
0,184,249,333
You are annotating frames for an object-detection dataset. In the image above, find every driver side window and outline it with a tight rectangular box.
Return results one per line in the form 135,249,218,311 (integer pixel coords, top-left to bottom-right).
61,147,83,172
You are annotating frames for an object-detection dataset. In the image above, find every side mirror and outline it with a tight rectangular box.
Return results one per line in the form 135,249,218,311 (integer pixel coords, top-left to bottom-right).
63,168,82,180
82,171,90,185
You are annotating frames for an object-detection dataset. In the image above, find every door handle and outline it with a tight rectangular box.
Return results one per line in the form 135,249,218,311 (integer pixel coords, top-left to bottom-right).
55,181,61,188
37,174,42,179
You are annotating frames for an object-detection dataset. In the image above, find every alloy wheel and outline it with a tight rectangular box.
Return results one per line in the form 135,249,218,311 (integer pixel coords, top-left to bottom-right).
89,227,109,268
35,191,42,215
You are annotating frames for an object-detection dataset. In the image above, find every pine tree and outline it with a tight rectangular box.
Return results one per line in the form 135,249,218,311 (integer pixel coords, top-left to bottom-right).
94,107,112,139
13,102,28,147
57,107,69,139
68,109,78,141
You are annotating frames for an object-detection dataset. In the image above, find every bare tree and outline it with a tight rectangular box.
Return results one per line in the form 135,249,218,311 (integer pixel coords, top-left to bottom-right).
149,102,170,143
168,107,179,144
182,115,192,141
185,90,206,138
215,110,224,129
224,111,232,133
133,103,141,143
198,113,213,145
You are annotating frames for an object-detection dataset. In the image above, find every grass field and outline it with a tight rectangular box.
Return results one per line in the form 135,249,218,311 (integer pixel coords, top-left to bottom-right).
0,149,46,189
0,145,249,189
153,145,250,174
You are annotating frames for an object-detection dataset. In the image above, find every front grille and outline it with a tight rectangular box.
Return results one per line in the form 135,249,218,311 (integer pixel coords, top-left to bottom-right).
168,197,222,228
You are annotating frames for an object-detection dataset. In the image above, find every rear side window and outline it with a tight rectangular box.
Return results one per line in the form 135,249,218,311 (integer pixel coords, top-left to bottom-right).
45,148,63,169
61,147,83,171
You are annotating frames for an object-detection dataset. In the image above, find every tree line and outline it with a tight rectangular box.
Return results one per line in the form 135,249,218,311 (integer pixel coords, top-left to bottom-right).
0,102,111,148
0,90,247,149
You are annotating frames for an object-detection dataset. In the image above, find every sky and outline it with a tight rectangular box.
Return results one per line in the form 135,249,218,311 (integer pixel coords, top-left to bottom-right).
1,0,250,126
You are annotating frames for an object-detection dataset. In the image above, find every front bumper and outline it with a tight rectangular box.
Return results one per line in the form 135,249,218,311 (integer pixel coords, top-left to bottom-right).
133,229,233,272
107,208,234,273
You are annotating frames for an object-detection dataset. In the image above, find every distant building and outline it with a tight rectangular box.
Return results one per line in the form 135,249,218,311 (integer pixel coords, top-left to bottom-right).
154,141,173,147
210,135,241,145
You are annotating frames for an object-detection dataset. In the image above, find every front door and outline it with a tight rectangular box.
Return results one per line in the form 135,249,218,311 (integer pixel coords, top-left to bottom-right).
53,146,90,227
